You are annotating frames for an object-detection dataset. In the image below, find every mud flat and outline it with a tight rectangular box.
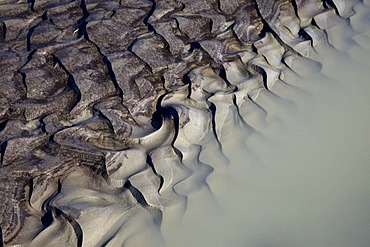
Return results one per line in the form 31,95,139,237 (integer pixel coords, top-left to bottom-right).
1,0,370,246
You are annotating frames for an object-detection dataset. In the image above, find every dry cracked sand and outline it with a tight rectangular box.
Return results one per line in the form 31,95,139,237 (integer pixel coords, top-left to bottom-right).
0,0,370,246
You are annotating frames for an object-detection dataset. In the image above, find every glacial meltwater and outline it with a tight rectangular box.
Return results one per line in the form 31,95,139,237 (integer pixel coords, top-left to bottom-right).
160,6,370,247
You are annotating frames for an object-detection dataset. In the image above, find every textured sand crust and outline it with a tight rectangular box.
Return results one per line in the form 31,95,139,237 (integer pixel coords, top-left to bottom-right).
0,0,369,246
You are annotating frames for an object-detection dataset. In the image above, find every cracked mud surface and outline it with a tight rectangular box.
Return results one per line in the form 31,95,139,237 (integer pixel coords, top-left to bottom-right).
0,0,369,246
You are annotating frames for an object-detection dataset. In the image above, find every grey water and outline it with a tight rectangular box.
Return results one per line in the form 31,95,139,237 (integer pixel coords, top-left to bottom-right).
160,9,370,247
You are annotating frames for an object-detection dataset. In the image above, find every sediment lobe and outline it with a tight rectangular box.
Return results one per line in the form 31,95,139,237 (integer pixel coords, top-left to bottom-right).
0,0,369,246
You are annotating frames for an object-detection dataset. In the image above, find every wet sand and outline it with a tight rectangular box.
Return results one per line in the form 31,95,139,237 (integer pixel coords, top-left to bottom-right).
1,1,370,246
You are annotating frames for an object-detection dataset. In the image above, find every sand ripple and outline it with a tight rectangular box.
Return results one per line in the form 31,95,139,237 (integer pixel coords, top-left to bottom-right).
0,0,368,245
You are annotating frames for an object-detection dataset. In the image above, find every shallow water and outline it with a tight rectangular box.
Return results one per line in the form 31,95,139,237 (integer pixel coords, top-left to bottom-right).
160,6,370,247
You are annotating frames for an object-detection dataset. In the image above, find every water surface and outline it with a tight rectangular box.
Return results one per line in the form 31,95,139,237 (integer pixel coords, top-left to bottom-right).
160,6,370,247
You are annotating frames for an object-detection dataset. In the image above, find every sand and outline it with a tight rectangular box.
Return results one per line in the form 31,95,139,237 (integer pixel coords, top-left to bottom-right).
1,0,370,246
